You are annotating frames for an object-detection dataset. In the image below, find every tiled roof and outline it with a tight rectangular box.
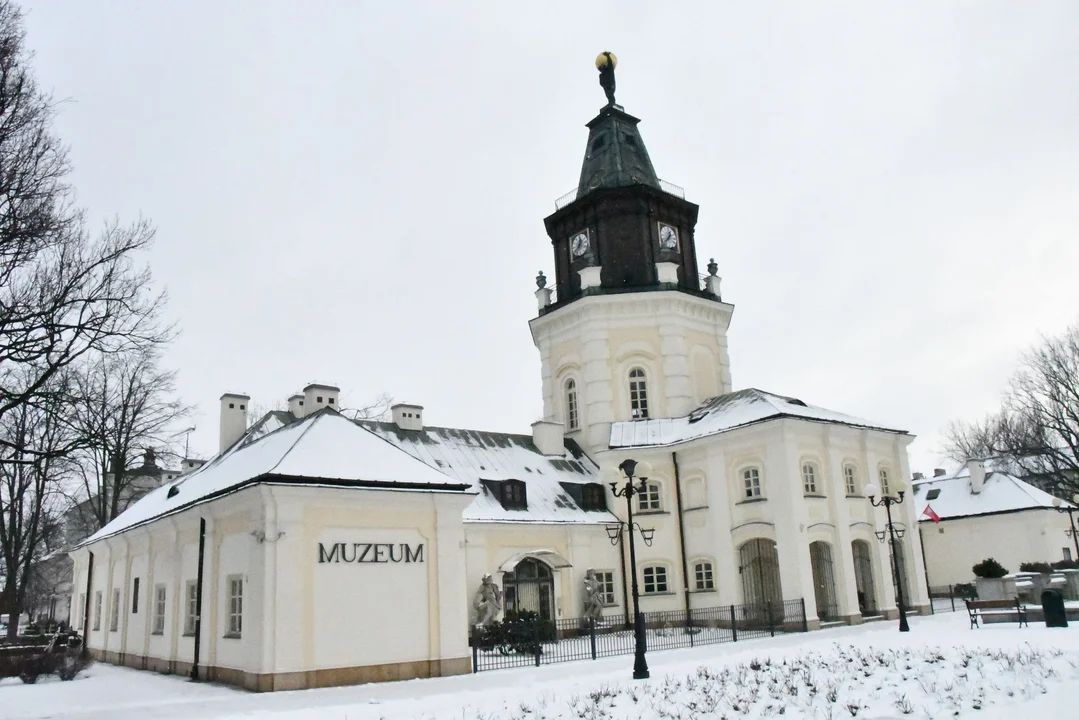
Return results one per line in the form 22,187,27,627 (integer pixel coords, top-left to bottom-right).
610,388,907,449
913,463,1073,520
78,411,471,546
358,421,614,525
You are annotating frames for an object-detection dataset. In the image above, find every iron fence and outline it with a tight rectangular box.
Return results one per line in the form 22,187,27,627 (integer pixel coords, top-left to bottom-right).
927,584,975,614
470,599,807,672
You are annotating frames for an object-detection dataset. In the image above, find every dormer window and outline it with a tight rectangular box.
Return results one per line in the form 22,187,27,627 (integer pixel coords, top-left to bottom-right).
581,483,606,511
500,479,527,510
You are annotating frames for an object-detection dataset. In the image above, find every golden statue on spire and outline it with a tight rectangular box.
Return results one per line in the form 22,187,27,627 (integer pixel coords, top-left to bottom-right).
596,51,617,106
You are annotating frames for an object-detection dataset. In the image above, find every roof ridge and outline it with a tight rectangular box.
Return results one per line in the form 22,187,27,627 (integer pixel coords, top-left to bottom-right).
264,409,329,477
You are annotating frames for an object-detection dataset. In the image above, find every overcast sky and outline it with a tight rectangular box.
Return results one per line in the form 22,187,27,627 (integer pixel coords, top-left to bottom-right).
19,1,1079,475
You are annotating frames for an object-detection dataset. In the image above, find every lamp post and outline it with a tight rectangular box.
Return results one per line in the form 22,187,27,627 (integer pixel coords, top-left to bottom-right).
864,480,910,633
1052,494,1079,561
607,458,655,680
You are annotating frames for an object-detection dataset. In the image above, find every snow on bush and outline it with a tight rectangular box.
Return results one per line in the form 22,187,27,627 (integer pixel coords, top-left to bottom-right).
430,644,1079,720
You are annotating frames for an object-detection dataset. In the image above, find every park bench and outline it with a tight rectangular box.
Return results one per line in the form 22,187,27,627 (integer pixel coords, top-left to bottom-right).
965,598,1028,629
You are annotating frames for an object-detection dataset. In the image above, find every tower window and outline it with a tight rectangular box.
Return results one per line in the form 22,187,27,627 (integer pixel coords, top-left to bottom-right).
629,367,649,419
623,134,637,147
591,134,606,152
879,468,891,496
565,379,579,431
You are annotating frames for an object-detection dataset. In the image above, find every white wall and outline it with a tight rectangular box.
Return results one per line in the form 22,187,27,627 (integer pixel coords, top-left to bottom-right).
919,509,1074,586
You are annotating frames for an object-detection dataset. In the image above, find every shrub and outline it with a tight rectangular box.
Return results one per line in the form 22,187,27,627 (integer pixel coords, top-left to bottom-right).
952,583,977,599
972,558,1008,578
472,611,557,655
1052,559,1079,570
56,654,91,681
1019,562,1053,574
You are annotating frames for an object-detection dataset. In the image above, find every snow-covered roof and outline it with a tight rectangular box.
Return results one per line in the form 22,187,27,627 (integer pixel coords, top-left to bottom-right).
79,410,470,546
913,463,1073,521
358,421,615,525
610,388,907,449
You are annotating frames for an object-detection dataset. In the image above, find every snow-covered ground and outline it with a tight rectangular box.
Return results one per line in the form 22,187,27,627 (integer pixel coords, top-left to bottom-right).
3,612,1078,720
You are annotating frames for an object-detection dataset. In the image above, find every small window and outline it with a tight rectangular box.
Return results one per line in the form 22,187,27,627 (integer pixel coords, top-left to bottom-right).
501,480,527,510
298,400,304,406
802,463,818,494
637,481,661,512
239,404,245,410
110,589,121,631
743,467,762,498
594,570,617,605
565,379,579,431
591,134,607,152
317,396,323,403
629,367,649,419
879,468,891,496
152,585,166,635
328,397,335,405
78,593,86,629
93,591,102,631
132,577,140,614
642,565,669,594
582,483,606,511
844,465,857,495
926,488,941,500
229,403,235,409
623,133,637,147
694,561,715,591
1065,548,1073,562
226,576,243,638
184,581,198,636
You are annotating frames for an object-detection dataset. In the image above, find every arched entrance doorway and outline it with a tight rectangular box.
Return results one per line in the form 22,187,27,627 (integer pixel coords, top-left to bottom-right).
852,540,877,615
809,541,838,621
503,558,554,621
738,538,782,607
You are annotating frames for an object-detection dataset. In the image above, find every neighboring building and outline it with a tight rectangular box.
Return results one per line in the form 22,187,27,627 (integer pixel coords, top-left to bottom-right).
69,71,928,691
914,459,1076,587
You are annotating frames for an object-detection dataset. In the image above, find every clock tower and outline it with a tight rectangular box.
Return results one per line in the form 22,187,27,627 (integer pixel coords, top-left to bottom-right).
530,53,735,453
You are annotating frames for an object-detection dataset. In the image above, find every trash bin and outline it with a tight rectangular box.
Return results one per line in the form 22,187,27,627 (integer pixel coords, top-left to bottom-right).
1042,589,1068,628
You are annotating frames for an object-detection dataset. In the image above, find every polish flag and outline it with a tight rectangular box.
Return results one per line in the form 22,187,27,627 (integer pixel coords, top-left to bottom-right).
922,505,942,523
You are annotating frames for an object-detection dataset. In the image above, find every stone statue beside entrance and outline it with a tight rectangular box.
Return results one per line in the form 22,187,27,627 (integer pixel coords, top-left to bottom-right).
473,573,503,627
583,569,605,621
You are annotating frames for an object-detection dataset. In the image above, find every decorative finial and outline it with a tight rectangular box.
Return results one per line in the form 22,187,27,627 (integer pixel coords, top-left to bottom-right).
707,258,718,276
596,51,617,106
536,270,547,289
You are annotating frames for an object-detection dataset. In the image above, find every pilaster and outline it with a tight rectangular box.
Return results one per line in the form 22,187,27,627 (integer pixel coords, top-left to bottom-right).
826,440,861,622
768,428,817,621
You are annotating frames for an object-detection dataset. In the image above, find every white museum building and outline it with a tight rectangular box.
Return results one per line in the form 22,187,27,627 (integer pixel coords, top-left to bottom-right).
69,78,929,691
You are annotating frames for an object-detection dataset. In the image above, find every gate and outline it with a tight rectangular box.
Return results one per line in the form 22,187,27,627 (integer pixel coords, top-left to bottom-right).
852,540,877,614
809,541,838,620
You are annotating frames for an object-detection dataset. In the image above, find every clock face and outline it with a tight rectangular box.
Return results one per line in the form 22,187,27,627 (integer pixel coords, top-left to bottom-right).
570,230,590,258
659,224,679,250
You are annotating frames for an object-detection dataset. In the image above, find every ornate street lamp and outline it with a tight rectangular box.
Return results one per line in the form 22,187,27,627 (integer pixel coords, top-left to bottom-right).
608,458,655,680
1051,494,1079,561
864,479,910,633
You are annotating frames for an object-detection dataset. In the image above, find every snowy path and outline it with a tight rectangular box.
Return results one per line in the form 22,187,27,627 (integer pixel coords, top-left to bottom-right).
3,613,1077,720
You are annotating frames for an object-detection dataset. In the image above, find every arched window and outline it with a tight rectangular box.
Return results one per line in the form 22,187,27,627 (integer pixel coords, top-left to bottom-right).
564,379,579,431
802,462,819,495
637,481,662,512
693,560,715,591
628,367,649,419
642,564,669,594
878,467,891,496
844,464,858,495
742,467,763,499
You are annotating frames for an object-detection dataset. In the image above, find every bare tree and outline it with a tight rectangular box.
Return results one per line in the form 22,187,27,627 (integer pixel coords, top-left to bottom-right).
0,372,72,639
0,2,169,456
343,392,394,422
68,348,190,531
946,322,1079,496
